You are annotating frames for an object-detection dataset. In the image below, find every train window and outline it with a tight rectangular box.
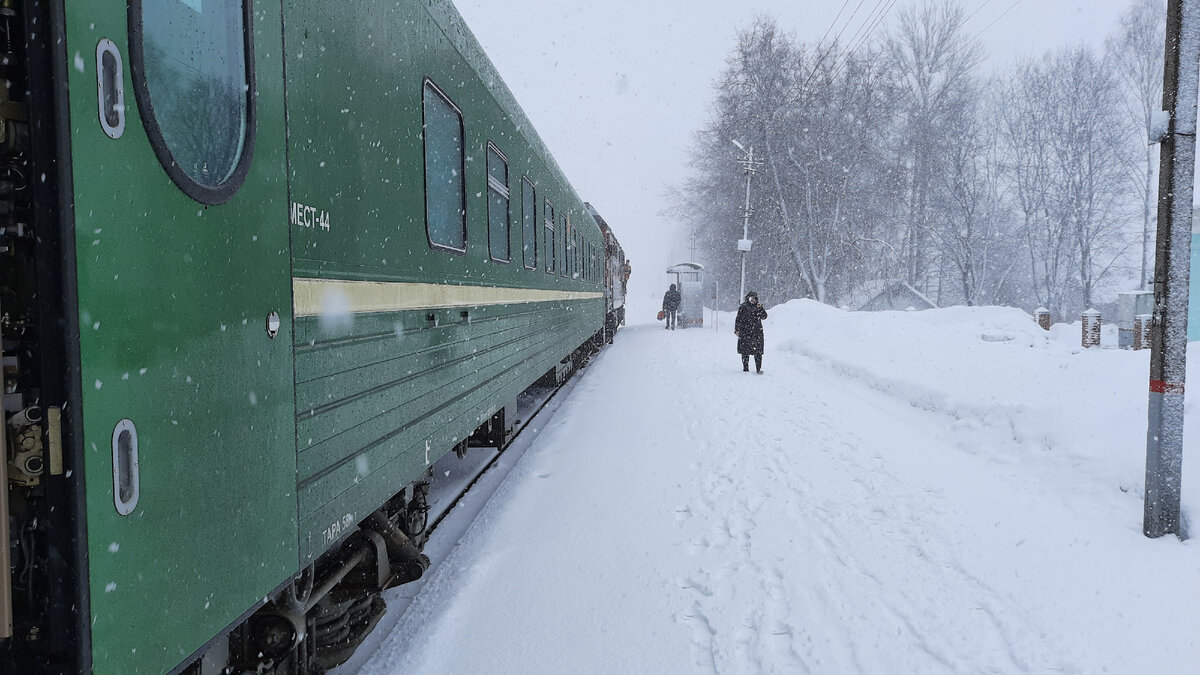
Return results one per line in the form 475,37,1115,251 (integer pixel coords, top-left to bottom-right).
423,80,467,252
130,0,255,205
522,177,537,269
487,143,510,262
570,221,577,278
561,215,569,278
544,199,556,273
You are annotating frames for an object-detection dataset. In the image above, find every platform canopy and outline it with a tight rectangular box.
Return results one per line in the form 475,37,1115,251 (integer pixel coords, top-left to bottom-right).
665,262,703,274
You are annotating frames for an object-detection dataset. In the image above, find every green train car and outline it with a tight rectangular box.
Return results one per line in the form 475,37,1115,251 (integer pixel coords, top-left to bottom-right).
0,1,625,672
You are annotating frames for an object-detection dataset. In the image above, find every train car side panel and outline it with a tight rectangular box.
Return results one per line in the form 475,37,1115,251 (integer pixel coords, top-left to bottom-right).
64,2,298,672
282,0,605,563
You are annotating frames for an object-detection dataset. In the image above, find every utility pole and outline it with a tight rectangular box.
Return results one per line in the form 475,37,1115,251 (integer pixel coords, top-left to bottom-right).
1144,0,1199,539
731,140,762,301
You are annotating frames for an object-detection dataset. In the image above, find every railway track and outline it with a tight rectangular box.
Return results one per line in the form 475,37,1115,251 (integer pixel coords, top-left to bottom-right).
331,360,592,673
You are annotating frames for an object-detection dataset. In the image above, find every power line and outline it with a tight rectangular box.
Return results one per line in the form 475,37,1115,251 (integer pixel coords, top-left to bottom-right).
844,0,900,58
970,0,1022,44
813,0,855,56
800,0,888,92
962,0,995,26
941,0,1019,66
826,0,900,82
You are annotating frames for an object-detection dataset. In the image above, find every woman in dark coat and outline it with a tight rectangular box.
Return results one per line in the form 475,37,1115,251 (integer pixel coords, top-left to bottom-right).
734,291,768,373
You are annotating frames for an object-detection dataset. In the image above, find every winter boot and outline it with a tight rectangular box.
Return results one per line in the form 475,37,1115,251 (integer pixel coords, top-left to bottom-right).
755,355,763,374
742,355,750,372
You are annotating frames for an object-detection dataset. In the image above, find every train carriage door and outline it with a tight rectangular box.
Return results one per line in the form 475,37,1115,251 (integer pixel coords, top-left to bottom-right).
63,2,297,673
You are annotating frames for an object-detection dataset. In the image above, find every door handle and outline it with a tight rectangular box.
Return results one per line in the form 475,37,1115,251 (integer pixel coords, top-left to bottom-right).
96,39,125,140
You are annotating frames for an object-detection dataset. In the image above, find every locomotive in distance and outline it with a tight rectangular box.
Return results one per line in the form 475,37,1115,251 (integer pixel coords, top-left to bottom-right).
0,0,627,673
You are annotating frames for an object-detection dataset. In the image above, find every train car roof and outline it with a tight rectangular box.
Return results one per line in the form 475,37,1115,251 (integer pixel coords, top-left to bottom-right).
585,202,624,254
428,1,592,222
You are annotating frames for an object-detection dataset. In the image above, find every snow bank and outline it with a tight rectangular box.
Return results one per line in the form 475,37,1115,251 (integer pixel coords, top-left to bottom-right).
774,301,1168,500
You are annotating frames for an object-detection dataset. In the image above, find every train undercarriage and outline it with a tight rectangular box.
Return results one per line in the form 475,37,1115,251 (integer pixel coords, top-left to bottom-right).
182,328,608,675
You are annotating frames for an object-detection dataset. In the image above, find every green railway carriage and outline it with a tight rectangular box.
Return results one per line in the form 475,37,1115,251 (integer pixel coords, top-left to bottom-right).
0,1,617,673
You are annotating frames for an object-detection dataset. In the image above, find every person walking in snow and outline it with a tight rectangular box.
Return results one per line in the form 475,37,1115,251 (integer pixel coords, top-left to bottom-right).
734,291,768,373
662,284,681,330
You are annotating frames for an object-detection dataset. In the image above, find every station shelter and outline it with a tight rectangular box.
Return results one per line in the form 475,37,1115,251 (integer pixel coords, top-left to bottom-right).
666,262,705,328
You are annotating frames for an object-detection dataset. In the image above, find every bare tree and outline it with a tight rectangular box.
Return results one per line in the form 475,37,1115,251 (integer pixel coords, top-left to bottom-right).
886,0,983,295
677,2,1139,317
928,92,1016,305
1108,0,1166,289
685,17,899,305
1047,48,1134,310
1000,61,1073,318
766,44,895,303
1000,49,1135,317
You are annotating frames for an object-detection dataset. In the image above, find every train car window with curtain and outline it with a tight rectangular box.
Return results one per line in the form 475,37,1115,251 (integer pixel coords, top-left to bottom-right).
132,0,253,203
486,143,510,262
522,177,537,269
544,199,556,273
422,80,466,251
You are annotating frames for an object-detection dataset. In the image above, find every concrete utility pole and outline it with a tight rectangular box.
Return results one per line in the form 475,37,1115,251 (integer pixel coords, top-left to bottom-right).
731,140,761,302
1144,0,1200,539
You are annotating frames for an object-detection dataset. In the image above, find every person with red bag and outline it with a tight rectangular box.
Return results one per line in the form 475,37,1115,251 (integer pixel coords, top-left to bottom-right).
661,284,681,330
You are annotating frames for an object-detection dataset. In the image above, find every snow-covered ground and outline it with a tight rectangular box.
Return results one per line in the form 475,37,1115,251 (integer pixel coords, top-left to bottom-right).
355,300,1200,674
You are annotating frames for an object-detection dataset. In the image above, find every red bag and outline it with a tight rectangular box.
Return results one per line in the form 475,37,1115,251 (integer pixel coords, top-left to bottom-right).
657,310,665,321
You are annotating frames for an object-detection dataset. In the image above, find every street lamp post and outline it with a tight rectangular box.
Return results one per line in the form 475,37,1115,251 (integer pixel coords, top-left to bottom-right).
731,140,761,303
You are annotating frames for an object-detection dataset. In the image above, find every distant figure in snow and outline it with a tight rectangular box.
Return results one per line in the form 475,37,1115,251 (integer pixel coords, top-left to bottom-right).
662,284,681,330
734,291,768,373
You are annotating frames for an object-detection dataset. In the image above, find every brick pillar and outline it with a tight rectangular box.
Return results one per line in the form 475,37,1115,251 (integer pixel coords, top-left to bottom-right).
1134,314,1152,350
1034,307,1051,331
1081,309,1101,348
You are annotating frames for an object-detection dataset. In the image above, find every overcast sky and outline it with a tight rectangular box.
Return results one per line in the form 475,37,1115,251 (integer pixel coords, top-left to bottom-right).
453,0,1140,301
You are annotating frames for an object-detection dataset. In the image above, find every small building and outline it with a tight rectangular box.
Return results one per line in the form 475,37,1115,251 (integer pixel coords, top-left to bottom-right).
854,280,937,312
665,262,705,328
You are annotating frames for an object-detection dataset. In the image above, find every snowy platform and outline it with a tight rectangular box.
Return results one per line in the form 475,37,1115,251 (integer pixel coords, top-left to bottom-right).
350,301,1200,674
